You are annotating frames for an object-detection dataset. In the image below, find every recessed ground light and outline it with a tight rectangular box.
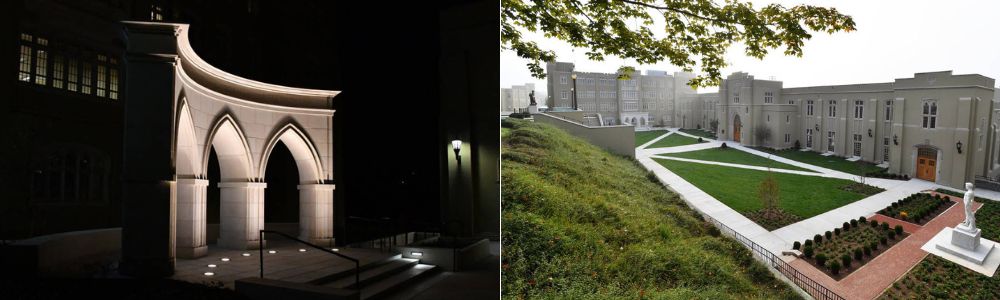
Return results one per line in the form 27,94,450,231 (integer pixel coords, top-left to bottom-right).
269,250,277,254
411,251,423,257
207,264,217,268
331,248,339,252
299,248,307,252
220,258,230,262
204,272,215,276
242,253,251,257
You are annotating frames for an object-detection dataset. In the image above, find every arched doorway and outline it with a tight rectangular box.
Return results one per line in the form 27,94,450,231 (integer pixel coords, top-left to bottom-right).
205,116,262,250
916,147,937,181
733,114,742,143
259,124,334,246
264,141,300,238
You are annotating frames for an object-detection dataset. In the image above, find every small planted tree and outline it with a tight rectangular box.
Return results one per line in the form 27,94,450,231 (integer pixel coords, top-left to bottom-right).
854,248,863,260
841,254,852,268
825,231,833,240
754,125,773,147
758,175,781,219
830,261,841,275
814,234,823,244
815,253,827,267
894,225,904,235
793,241,801,250
803,245,814,258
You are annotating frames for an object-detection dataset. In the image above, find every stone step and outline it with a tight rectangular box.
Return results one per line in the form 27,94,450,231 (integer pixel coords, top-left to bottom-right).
305,254,401,285
322,258,419,289
360,264,439,300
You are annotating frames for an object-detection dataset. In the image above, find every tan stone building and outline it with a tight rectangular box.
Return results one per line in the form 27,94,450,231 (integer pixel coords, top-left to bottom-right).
697,71,1000,189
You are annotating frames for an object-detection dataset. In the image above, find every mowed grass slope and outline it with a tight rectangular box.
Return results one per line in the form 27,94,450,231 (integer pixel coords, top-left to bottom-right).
654,159,875,220
501,119,800,299
656,147,815,173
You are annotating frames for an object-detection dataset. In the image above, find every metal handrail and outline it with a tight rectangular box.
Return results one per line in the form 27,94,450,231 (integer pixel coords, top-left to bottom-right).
349,216,395,251
259,230,360,289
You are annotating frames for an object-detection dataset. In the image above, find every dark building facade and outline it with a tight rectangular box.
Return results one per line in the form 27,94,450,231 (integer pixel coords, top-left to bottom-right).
2,0,498,248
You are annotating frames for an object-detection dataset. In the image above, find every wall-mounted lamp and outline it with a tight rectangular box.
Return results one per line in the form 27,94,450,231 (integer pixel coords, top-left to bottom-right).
868,129,873,137
814,124,820,131
893,135,899,145
451,140,462,161
957,140,963,154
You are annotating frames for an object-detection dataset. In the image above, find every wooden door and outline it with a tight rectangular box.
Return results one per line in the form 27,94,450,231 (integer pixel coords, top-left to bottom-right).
733,115,741,143
916,149,936,181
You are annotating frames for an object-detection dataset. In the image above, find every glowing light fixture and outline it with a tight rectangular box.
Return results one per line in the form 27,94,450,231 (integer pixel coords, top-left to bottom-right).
331,248,340,252
269,250,277,254
451,140,462,161
204,272,215,276
221,258,230,262
207,264,217,268
411,251,424,257
299,248,307,252
242,253,251,257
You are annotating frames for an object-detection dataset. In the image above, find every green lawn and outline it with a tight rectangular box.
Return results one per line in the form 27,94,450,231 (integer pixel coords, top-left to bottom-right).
654,159,882,225
502,119,799,299
657,147,815,173
680,128,717,139
754,148,885,176
646,133,704,148
634,130,669,147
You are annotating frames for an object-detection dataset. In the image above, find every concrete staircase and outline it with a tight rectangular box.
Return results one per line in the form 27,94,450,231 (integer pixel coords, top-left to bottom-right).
309,256,439,299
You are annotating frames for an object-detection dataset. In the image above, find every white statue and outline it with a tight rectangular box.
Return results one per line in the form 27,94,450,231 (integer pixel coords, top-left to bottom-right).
962,182,976,230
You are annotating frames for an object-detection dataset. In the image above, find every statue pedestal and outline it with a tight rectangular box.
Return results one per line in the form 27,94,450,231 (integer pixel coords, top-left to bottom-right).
934,227,995,265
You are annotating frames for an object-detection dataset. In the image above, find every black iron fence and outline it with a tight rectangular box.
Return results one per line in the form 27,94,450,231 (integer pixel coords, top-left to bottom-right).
701,213,844,300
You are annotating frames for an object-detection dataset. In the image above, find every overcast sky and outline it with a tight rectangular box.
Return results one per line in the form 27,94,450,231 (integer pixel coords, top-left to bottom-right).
500,0,1000,94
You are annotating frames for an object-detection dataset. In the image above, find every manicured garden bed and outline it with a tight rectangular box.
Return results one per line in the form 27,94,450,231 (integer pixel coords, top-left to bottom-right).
634,130,669,147
654,159,884,230
794,216,909,280
878,193,954,225
680,128,717,139
646,133,704,148
751,147,886,176
656,147,814,172
878,255,1000,299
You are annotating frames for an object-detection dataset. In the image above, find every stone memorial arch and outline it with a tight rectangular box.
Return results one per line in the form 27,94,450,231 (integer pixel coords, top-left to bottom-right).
120,21,339,276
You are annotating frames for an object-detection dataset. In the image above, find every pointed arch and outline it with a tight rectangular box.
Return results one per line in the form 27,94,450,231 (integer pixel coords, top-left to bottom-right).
259,123,325,184
175,97,202,178
202,114,255,182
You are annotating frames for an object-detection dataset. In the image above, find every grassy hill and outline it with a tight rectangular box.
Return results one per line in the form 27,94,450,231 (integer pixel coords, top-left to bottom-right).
501,119,800,299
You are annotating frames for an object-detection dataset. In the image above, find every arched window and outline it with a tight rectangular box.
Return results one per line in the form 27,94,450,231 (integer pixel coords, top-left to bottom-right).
922,100,937,129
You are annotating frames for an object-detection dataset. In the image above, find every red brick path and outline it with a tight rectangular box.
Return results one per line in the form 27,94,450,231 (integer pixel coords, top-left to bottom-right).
787,191,982,300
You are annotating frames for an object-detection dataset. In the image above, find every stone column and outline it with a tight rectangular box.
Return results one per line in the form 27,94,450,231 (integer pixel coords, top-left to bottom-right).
298,184,336,246
120,22,181,278
218,182,266,249
176,179,209,258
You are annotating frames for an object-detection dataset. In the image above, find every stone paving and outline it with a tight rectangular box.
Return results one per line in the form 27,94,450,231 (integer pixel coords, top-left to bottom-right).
171,240,396,289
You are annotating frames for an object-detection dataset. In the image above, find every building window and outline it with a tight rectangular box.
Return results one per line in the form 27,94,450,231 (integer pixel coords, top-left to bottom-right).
81,62,92,94
854,100,864,119
853,134,862,157
560,90,568,99
34,38,48,86
828,100,837,117
560,75,567,84
18,44,32,82
96,55,107,98
734,92,740,103
30,146,111,204
52,55,64,89
150,4,164,21
806,129,813,148
786,115,790,124
785,134,790,143
806,100,814,116
788,100,795,105
827,131,835,152
922,101,937,129
883,137,890,162
67,59,78,91
885,100,893,121
764,91,773,103
767,115,770,122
